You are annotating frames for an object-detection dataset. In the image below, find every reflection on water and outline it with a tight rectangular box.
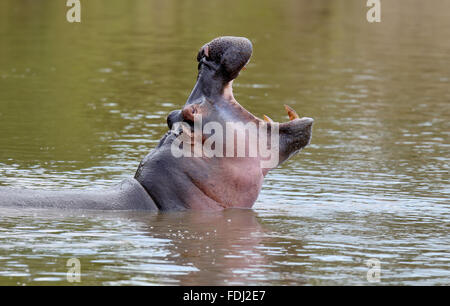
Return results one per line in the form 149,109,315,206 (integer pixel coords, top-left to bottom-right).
1,204,448,286
0,0,449,285
0,209,267,285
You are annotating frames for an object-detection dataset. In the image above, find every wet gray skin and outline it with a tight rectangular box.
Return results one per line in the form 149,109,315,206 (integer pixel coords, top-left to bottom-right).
0,36,313,211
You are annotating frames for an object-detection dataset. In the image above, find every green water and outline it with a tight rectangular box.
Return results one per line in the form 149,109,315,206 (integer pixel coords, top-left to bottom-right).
0,0,449,285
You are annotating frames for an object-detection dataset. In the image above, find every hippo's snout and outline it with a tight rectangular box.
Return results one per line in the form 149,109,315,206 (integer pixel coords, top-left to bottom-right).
197,36,253,82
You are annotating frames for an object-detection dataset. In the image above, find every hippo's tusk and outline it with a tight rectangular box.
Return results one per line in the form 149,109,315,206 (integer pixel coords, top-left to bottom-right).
263,115,273,122
284,104,299,121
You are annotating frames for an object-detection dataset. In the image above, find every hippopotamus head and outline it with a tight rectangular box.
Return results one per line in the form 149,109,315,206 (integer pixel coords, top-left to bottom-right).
135,36,313,210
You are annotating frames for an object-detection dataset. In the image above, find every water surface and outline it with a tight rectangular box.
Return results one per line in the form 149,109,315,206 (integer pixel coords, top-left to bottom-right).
0,0,449,285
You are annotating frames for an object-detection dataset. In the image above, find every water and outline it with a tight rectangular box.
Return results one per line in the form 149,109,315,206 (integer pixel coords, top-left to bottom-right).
0,0,449,285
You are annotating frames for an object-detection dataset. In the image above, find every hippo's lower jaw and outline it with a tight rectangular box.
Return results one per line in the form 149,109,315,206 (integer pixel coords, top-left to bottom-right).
0,36,313,211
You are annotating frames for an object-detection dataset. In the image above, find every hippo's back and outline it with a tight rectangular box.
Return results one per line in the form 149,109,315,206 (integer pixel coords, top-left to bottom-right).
0,178,158,211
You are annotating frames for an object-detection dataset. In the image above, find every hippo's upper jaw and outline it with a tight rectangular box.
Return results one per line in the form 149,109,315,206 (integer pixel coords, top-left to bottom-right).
135,36,314,211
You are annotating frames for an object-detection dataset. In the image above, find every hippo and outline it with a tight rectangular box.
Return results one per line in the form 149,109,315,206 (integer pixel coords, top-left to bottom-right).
0,36,313,211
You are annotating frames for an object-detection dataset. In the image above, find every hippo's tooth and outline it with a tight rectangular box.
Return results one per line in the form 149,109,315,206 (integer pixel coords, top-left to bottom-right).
263,115,273,122
284,104,299,120
204,45,209,57
242,66,247,71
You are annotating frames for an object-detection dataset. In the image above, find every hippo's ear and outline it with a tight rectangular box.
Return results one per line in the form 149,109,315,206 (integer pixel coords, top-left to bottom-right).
197,45,209,62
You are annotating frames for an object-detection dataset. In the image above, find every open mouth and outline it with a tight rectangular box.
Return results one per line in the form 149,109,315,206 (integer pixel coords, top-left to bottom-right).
257,103,314,126
165,35,314,166
218,75,314,131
